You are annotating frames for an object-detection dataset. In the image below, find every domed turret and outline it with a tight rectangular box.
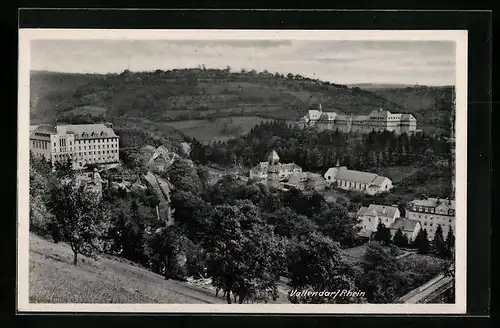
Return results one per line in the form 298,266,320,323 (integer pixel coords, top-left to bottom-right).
268,150,280,165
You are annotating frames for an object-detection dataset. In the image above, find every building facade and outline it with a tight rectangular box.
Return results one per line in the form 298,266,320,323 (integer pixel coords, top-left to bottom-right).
406,197,455,240
30,123,120,170
324,161,393,195
299,104,419,135
356,204,400,239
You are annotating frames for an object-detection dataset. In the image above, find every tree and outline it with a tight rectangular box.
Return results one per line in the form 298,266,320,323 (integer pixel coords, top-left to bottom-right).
359,244,404,303
46,175,111,265
165,158,202,195
374,222,392,245
313,202,359,248
433,224,447,258
393,228,409,248
287,232,362,304
414,228,430,254
170,190,211,243
445,227,455,258
144,224,187,280
205,203,286,304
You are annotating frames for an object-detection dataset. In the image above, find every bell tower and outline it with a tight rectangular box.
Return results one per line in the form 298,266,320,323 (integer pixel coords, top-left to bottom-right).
267,150,281,189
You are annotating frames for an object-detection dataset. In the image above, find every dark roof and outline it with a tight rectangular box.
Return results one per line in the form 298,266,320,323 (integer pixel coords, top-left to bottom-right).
357,204,399,218
390,218,420,232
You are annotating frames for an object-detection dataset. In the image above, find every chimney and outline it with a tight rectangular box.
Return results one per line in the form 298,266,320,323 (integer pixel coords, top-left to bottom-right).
104,122,113,129
318,104,322,111
336,159,340,167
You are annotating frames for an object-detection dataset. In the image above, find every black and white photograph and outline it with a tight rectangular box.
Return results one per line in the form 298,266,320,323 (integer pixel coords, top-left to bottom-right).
18,29,467,313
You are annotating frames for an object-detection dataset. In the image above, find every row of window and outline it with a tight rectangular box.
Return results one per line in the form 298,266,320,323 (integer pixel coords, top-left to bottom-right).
78,144,117,151
76,150,119,156
337,180,367,190
32,140,48,149
410,207,455,216
75,138,118,144
415,214,454,223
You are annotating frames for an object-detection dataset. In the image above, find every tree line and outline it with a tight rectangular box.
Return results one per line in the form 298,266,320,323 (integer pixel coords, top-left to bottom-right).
190,121,452,172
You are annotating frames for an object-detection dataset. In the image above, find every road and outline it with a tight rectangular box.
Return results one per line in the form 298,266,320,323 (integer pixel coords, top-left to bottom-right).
398,273,454,304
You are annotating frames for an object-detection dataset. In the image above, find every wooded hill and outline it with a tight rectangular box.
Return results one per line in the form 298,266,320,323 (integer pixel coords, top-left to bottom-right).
30,69,454,136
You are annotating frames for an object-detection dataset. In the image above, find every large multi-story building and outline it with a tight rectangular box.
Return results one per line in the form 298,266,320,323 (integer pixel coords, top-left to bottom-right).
324,161,393,195
29,123,120,170
406,197,455,240
299,104,420,135
249,152,302,181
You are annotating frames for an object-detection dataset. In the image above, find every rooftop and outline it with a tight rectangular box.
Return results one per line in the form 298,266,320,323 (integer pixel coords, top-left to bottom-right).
409,197,455,210
357,204,399,218
335,167,388,185
390,218,420,232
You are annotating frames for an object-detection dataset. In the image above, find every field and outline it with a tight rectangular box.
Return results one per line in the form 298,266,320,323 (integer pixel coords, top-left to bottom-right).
162,116,270,144
29,233,290,304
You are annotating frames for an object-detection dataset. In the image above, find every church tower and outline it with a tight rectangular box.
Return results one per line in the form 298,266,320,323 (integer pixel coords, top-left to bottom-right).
267,150,281,189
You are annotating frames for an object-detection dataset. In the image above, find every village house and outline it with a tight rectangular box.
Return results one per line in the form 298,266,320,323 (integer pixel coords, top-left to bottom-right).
406,197,455,240
146,146,177,173
389,218,422,243
283,171,326,192
30,123,120,170
324,161,393,195
356,204,400,240
299,104,420,135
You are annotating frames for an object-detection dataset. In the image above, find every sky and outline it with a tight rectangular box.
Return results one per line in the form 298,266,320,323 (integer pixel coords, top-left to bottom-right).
30,39,456,86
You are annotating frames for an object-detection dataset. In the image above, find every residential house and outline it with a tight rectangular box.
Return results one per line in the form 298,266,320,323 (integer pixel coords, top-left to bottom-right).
389,218,422,243
356,204,400,240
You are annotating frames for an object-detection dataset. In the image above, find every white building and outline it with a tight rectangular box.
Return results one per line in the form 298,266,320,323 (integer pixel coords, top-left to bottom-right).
356,204,400,239
299,104,419,135
324,162,393,195
406,197,455,240
30,123,120,170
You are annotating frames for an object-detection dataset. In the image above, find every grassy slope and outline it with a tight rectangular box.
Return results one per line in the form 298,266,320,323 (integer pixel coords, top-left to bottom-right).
29,233,290,304
29,233,226,303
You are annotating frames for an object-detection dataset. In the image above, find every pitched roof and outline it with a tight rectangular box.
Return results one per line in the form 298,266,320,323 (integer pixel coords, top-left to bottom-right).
356,206,369,216
390,218,420,232
280,163,302,170
30,124,56,137
358,204,399,218
63,124,118,139
372,176,388,186
357,229,373,238
335,167,378,184
409,197,455,210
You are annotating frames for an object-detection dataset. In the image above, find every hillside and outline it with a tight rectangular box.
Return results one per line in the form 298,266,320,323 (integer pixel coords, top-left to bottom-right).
29,233,226,303
29,233,293,304
30,69,453,142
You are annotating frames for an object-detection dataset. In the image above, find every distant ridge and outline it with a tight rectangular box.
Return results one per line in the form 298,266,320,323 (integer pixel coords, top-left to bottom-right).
348,83,454,90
